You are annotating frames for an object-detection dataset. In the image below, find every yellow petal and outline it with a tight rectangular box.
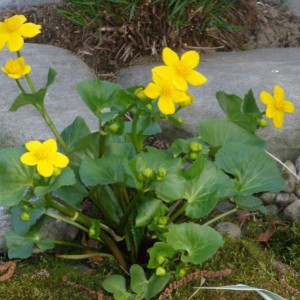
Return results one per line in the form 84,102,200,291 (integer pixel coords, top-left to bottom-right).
186,70,207,86
273,85,285,102
265,105,276,118
260,91,274,105
23,65,31,75
7,33,24,51
0,24,9,49
272,110,284,128
158,96,175,115
42,139,57,154
172,76,188,91
48,152,69,168
20,152,39,166
20,23,42,38
144,82,160,99
25,140,42,152
181,50,199,69
170,89,190,103
13,15,27,25
162,47,179,66
152,66,175,80
37,160,54,177
283,100,295,113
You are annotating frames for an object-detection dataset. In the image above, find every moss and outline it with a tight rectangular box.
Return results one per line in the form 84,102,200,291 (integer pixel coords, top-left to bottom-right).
1,237,300,299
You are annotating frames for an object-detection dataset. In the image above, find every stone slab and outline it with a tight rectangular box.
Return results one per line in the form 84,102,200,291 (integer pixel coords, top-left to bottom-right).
0,0,61,9
0,43,97,148
271,0,300,17
118,47,300,161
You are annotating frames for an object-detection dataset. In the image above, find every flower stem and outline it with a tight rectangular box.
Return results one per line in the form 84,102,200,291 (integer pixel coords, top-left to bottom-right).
168,202,188,223
265,150,300,181
203,208,237,226
15,79,26,94
56,253,114,260
132,109,143,153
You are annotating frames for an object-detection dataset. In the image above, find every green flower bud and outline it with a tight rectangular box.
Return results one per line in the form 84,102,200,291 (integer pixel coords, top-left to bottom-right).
177,117,183,125
158,216,168,225
177,268,186,279
135,87,148,101
21,204,29,211
88,227,96,238
137,173,145,182
20,212,31,222
189,142,202,152
157,256,165,265
109,122,120,133
53,167,62,177
142,168,154,179
156,176,164,182
146,103,153,110
158,167,167,177
155,267,166,277
189,152,198,161
258,119,268,128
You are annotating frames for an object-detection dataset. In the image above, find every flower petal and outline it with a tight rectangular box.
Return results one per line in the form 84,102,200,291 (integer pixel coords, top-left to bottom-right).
0,24,9,50
37,160,54,177
7,33,24,52
20,152,39,166
170,90,190,103
273,85,285,102
259,91,274,105
158,96,175,115
272,110,284,128
162,47,179,66
152,66,175,80
20,23,42,38
172,76,188,91
48,152,69,168
25,140,42,152
144,82,160,99
186,70,207,86
42,139,57,154
23,65,31,75
283,100,295,113
181,50,199,69
265,105,276,119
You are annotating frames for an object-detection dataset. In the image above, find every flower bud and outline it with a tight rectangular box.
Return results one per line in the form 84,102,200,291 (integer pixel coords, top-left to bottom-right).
142,168,154,179
177,117,183,125
189,142,202,152
158,167,167,177
176,268,186,279
155,267,166,277
109,122,120,133
135,87,148,101
189,152,198,161
88,227,96,238
21,204,29,211
146,103,153,110
20,212,31,222
157,256,165,265
156,176,163,182
137,173,145,182
158,216,168,225
258,119,268,128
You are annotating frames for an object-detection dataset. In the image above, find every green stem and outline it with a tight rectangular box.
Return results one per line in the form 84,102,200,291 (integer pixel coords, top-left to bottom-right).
56,253,114,260
53,240,99,251
265,150,300,181
15,79,26,94
168,202,188,223
132,109,143,153
98,121,107,158
203,208,238,226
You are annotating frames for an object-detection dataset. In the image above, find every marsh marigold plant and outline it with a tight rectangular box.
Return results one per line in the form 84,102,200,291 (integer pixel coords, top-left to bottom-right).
0,14,296,300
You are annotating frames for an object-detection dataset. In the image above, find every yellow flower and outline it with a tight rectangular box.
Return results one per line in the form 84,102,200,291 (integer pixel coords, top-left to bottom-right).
260,85,295,128
152,47,207,91
20,139,69,177
1,57,31,79
144,72,190,115
178,92,194,107
0,15,42,52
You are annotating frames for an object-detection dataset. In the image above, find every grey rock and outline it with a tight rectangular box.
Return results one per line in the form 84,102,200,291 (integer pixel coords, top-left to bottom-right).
283,160,297,193
215,222,241,238
275,192,297,207
295,155,300,173
260,192,277,205
118,48,300,161
0,43,97,148
265,204,279,217
283,199,300,221
270,0,300,17
0,207,11,252
0,0,61,9
294,184,300,198
214,200,236,213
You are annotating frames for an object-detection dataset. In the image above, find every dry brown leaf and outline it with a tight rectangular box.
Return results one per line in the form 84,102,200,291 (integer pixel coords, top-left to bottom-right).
0,261,17,282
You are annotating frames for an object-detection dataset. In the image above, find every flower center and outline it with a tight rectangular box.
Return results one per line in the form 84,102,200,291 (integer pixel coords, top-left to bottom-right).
4,16,22,32
6,60,23,74
274,100,284,111
175,62,189,77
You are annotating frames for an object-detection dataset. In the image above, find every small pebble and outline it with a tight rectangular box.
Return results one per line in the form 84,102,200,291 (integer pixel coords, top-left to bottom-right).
215,222,241,238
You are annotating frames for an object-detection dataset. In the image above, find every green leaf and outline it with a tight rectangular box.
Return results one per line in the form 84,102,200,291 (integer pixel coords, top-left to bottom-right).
61,117,90,151
5,231,34,259
135,199,167,227
130,264,148,295
145,273,170,300
184,161,235,218
166,223,224,265
169,137,208,157
0,147,35,207
36,239,55,250
76,79,122,119
215,143,285,195
199,119,265,150
216,91,243,119
45,68,57,87
11,204,46,235
147,242,176,269
243,89,260,114
79,155,125,186
235,195,266,213
102,275,135,300
34,167,76,196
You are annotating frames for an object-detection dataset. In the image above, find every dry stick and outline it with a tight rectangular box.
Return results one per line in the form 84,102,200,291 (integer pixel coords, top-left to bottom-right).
158,268,232,300
273,261,300,297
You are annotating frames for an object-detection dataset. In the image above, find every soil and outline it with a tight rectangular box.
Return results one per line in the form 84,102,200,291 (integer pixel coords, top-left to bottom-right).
1,0,300,80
